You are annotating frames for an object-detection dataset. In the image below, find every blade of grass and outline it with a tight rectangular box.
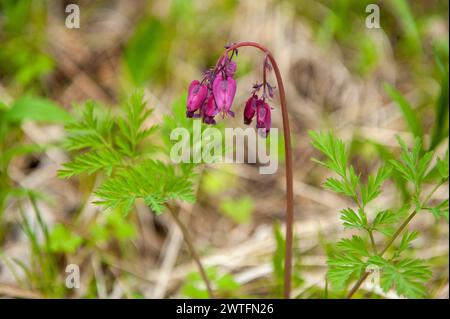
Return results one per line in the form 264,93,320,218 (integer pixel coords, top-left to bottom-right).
384,83,423,138
430,56,449,150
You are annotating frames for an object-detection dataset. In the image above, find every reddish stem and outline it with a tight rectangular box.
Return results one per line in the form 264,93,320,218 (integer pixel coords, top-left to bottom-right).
216,42,295,299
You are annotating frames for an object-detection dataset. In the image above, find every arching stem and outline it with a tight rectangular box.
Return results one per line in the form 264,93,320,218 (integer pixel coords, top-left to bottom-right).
216,42,295,299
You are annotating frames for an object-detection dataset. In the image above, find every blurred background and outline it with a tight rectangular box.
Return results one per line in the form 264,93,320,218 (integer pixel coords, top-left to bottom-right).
0,0,448,298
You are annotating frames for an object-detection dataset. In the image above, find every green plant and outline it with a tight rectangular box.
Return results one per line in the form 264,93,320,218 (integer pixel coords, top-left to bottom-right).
0,0,53,91
310,131,448,298
181,267,239,299
272,223,303,298
0,193,67,297
0,95,70,241
58,90,218,296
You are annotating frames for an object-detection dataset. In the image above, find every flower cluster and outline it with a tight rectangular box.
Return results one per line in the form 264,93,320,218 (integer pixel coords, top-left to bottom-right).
187,47,274,137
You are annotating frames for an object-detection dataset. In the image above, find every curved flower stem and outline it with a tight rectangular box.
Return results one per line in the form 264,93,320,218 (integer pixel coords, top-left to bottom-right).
166,204,214,298
217,42,295,299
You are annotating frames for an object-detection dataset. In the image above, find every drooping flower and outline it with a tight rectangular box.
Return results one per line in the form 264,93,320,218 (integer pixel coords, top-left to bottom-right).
212,74,236,117
243,94,260,125
256,101,271,137
186,80,207,117
202,95,218,125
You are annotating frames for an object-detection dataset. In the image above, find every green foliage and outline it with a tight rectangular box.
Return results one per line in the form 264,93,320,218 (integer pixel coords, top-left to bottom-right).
430,54,449,150
372,210,402,236
384,84,423,138
0,95,69,240
426,199,449,223
219,196,254,224
5,194,68,297
389,0,421,52
310,130,448,298
201,169,237,195
48,225,83,254
89,210,137,243
272,223,303,297
5,95,71,124
327,252,366,291
59,91,197,216
368,256,431,299
181,267,239,299
124,18,171,85
0,0,53,90
94,160,196,215
389,137,433,192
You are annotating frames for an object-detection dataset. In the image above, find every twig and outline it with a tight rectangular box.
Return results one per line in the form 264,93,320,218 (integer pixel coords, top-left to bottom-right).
165,204,214,298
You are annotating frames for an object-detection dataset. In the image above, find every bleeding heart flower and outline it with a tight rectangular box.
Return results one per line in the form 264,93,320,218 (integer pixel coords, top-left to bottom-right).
202,95,218,125
186,80,207,117
243,94,261,125
212,74,236,117
256,101,271,137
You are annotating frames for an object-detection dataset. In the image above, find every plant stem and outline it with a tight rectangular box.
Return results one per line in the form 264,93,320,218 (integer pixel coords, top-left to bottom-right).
166,204,214,298
217,42,295,299
368,230,377,254
346,181,445,298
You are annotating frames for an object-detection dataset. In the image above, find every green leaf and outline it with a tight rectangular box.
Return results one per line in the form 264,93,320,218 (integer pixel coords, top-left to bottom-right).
384,84,423,138
372,210,400,236
272,223,286,287
430,57,449,150
426,199,449,223
389,0,421,52
62,101,114,152
327,253,366,291
368,255,431,298
181,267,238,298
124,18,172,85
57,149,122,178
398,230,419,254
116,90,157,157
324,178,354,197
309,131,348,177
340,208,367,230
143,195,165,215
94,160,195,215
390,136,434,187
58,93,159,179
48,225,82,254
436,150,449,180
361,166,391,205
5,95,71,124
336,236,370,257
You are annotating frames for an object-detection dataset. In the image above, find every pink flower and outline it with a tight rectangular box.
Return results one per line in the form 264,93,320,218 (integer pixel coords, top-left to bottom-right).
243,94,261,125
202,95,218,125
212,74,236,117
256,102,271,137
187,80,207,117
